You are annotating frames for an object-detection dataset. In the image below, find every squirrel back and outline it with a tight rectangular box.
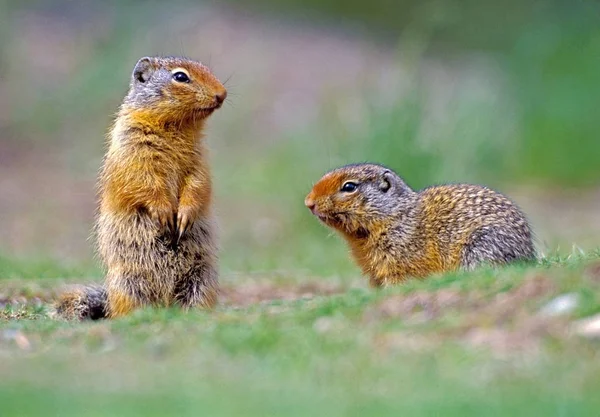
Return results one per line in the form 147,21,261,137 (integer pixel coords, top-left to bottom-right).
305,163,536,286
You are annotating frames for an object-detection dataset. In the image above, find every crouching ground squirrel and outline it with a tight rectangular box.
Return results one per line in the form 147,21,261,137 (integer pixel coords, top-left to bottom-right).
54,56,227,319
305,163,536,286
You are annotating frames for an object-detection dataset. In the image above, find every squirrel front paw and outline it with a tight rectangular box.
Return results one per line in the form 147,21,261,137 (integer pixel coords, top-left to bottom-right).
148,204,176,232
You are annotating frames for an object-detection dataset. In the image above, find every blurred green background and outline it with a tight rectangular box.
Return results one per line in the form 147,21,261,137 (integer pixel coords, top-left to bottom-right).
0,0,599,278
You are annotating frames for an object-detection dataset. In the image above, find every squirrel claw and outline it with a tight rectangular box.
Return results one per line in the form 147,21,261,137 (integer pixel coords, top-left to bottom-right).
167,214,175,234
176,209,193,243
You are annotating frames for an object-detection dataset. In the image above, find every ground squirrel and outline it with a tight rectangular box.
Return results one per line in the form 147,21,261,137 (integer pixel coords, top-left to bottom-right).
54,56,227,319
305,163,536,286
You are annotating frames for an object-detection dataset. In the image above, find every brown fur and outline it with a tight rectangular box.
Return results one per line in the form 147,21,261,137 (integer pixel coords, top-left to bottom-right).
54,56,226,319
305,163,536,287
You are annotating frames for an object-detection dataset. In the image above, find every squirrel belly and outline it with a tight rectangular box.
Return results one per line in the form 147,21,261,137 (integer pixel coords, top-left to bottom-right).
96,210,219,318
53,56,226,320
305,163,536,286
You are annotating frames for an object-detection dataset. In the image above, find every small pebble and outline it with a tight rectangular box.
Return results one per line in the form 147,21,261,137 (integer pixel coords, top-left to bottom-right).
539,293,579,317
573,313,600,339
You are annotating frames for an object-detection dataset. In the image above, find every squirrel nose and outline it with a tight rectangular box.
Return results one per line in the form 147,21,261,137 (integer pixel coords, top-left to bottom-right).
214,91,227,105
304,197,316,212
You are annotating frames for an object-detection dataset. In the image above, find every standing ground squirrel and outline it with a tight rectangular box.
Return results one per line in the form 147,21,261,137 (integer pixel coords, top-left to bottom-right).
305,163,536,286
54,56,227,319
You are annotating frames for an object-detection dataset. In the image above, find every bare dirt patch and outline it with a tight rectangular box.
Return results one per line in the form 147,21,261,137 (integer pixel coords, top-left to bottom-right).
219,280,347,307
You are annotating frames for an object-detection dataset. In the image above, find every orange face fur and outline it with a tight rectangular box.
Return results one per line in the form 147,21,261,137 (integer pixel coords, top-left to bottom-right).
305,166,383,235
124,56,227,124
306,171,346,228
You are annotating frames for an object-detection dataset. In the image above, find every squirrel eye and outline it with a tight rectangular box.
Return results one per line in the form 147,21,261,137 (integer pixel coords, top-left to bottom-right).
172,72,190,83
340,182,358,193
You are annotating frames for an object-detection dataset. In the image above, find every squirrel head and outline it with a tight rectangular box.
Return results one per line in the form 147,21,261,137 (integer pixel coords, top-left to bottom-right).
305,163,417,237
122,56,227,123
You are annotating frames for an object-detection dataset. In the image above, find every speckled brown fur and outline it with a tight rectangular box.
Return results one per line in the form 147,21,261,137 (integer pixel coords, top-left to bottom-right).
54,56,226,319
305,163,536,287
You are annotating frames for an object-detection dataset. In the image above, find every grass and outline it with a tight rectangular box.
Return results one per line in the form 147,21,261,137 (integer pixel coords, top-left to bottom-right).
1,252,600,416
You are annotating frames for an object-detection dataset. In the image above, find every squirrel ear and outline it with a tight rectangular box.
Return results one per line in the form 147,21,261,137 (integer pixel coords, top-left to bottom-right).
379,170,393,193
132,57,154,83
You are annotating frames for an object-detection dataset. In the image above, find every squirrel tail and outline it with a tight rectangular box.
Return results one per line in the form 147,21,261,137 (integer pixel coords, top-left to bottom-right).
52,285,108,320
